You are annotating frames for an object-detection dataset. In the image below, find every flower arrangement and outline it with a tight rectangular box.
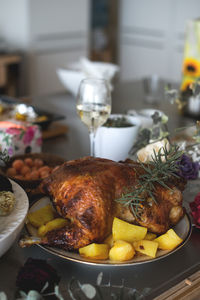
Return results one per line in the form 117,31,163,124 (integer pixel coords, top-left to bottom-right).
15,258,60,298
165,77,200,115
129,111,200,180
0,258,62,300
177,153,200,180
171,18,200,116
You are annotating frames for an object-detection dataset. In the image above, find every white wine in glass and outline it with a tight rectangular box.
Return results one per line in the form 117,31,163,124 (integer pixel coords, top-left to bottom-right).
77,78,111,156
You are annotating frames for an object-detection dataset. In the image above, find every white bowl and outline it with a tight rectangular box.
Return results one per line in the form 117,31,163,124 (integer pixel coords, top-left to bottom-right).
138,108,164,118
57,61,119,97
0,180,29,257
95,114,141,161
127,109,164,128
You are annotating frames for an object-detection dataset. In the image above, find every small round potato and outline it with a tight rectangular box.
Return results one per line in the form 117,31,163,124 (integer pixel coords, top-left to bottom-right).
109,240,135,261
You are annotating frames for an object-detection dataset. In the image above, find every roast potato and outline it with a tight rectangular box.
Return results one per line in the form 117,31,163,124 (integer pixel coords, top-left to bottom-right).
38,218,68,237
79,243,109,260
133,240,158,258
27,204,55,228
154,229,183,250
109,240,135,261
144,232,157,241
112,217,147,242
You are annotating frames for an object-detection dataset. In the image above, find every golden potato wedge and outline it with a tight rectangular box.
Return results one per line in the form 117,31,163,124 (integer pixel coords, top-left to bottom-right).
79,243,109,260
112,217,147,242
154,229,183,250
38,218,68,237
27,204,55,228
144,232,157,241
133,240,158,258
104,234,114,248
109,240,135,261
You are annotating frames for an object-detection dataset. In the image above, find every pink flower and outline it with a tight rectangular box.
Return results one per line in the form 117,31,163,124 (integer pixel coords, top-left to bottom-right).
23,127,35,145
190,192,200,228
6,127,21,135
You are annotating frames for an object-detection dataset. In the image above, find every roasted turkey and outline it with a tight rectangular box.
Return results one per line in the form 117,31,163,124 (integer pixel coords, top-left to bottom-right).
36,156,186,251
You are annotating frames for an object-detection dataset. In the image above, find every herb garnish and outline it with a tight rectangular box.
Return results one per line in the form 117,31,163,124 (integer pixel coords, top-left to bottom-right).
116,145,183,218
103,117,134,128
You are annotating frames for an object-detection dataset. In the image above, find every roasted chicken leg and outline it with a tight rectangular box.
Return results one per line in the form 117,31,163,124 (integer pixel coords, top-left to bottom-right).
37,156,185,251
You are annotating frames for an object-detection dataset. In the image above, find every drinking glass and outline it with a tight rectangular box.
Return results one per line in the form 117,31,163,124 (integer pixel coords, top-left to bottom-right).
76,78,112,156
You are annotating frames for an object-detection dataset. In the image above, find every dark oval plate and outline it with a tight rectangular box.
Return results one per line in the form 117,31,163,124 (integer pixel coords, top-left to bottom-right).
26,197,192,266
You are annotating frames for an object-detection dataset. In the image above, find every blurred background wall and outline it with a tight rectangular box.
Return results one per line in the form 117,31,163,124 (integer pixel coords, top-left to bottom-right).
0,0,200,97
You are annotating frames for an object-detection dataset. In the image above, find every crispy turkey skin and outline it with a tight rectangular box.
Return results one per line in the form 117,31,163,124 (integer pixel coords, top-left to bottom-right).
39,156,186,251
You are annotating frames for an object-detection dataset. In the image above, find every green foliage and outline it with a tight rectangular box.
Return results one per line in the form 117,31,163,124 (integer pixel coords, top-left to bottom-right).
0,149,10,164
193,121,200,143
129,111,169,156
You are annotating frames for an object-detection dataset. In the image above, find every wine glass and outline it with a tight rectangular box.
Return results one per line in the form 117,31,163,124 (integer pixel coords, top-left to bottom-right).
76,78,112,156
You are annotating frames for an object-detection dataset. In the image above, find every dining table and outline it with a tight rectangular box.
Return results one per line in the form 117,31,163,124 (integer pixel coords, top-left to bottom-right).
0,79,200,300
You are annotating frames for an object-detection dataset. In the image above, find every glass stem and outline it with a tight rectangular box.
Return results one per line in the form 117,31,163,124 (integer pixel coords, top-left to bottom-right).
89,130,96,157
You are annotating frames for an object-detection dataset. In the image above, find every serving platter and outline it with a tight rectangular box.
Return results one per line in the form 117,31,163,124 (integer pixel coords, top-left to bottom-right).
26,196,192,266
0,180,29,257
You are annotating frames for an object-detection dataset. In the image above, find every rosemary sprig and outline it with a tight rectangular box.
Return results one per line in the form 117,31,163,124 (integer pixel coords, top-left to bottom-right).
116,145,183,218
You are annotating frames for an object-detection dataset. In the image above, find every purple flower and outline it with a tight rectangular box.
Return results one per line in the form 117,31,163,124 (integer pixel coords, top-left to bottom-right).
177,154,200,180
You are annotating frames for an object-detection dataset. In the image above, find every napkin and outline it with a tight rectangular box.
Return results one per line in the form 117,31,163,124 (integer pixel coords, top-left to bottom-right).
57,57,119,96
79,57,119,90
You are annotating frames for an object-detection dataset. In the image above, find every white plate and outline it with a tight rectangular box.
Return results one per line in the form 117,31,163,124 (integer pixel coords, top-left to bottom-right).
27,197,192,266
0,180,29,257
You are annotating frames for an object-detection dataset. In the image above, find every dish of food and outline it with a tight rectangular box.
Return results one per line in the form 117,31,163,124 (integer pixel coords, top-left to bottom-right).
0,95,65,130
0,174,15,216
1,153,66,190
0,179,29,257
25,196,192,265
19,155,192,265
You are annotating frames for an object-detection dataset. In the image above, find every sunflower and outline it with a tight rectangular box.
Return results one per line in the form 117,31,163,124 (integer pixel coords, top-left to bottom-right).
180,78,194,92
182,57,200,77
